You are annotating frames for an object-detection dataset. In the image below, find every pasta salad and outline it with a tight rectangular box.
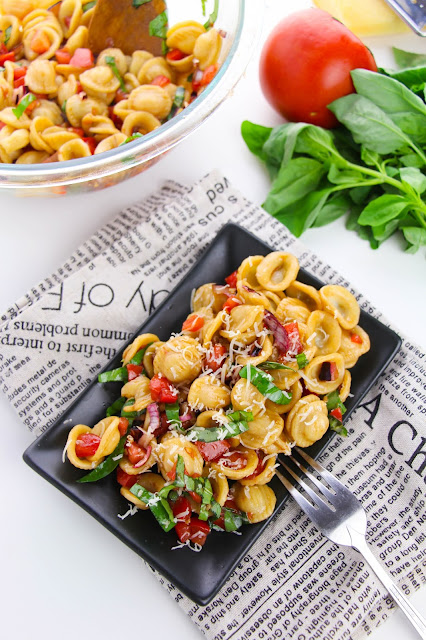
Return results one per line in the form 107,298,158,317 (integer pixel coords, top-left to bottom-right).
0,0,223,163
65,251,370,549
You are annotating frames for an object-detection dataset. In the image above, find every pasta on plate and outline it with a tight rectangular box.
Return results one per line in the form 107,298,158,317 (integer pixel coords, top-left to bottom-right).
0,0,223,164
65,251,370,549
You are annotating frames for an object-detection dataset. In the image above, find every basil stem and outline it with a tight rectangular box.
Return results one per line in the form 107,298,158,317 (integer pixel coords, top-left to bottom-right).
105,56,126,91
12,93,36,119
204,0,219,29
106,396,127,417
98,366,128,383
239,364,292,405
77,432,127,483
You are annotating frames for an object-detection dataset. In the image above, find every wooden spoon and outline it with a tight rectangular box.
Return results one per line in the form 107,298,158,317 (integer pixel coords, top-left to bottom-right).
87,0,167,56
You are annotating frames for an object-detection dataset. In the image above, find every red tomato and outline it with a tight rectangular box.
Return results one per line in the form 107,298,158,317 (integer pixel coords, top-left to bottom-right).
284,321,302,355
13,67,27,80
351,333,363,344
116,467,138,488
330,407,343,421
182,314,204,332
205,343,227,372
82,136,97,154
217,451,247,470
55,48,71,64
244,451,265,481
189,517,210,546
69,47,94,69
175,521,191,543
195,439,231,462
114,89,128,103
126,364,143,381
187,490,202,504
149,374,178,403
151,75,170,87
126,441,147,465
222,296,242,313
172,496,192,524
0,51,14,64
75,433,101,458
200,64,218,87
259,8,377,128
225,270,238,288
166,48,186,61
118,417,129,437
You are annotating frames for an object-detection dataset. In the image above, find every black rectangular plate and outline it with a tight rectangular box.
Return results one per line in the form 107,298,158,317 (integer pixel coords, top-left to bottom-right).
23,223,401,605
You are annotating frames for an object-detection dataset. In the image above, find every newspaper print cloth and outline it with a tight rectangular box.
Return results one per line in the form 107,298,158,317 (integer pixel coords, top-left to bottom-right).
0,171,425,640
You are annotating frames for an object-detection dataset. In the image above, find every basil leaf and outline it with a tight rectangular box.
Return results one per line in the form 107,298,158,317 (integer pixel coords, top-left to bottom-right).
187,419,249,442
295,353,309,369
129,344,152,365
202,478,213,505
223,507,244,532
130,484,176,532
241,120,272,163
121,398,145,419
12,93,36,119
329,417,348,437
82,0,97,11
393,47,426,69
399,167,426,195
312,193,350,228
132,0,151,7
204,0,219,29
227,410,254,422
77,434,127,483
149,11,168,38
4,25,11,45
328,94,419,156
165,401,182,432
401,227,426,253
175,454,185,487
263,158,326,217
119,133,143,145
210,499,221,519
326,390,346,414
358,194,410,226
351,69,426,118
167,86,185,120
239,364,292,405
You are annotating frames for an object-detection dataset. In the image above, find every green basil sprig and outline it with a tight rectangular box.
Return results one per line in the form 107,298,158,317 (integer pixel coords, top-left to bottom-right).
239,365,292,405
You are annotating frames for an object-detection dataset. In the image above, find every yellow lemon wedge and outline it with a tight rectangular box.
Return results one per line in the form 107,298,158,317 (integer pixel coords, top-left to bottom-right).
313,0,412,36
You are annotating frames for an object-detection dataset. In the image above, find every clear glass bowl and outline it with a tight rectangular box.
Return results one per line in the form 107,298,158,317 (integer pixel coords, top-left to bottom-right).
0,0,261,196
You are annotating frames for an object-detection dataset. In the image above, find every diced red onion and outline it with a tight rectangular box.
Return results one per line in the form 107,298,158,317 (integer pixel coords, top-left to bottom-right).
180,411,194,423
134,445,152,468
263,310,289,354
146,402,160,433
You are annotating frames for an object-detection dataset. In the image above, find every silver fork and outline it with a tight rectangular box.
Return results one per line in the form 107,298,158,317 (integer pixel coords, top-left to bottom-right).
276,447,426,639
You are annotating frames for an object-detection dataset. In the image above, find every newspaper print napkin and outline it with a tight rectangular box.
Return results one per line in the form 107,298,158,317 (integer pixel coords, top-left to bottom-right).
1,170,425,640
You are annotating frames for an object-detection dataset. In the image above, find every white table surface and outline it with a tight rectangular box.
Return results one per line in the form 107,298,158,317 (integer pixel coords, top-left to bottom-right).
1,1,425,639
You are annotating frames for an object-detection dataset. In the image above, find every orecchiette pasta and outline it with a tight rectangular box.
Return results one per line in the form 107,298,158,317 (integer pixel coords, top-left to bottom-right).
0,4,224,164
66,251,370,549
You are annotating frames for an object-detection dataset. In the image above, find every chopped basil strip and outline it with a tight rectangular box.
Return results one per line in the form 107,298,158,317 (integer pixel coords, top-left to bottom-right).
204,0,219,29
61,100,67,114
149,11,168,38
239,364,292,405
130,483,176,531
98,366,128,383
4,26,12,46
329,417,348,437
201,0,207,15
202,478,213,505
166,401,183,432
167,86,185,120
77,433,128,483
120,132,143,145
184,475,195,492
198,503,210,521
326,390,347,414
187,418,249,442
228,410,254,422
121,398,145,419
158,483,177,498
82,0,97,11
105,55,126,91
296,353,309,368
132,0,151,7
129,344,151,364
12,93,36,119
210,499,221,519
223,507,244,532
106,396,127,417
175,454,185,487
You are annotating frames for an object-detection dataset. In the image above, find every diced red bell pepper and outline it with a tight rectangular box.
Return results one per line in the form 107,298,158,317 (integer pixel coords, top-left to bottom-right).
166,48,186,61
205,343,227,372
116,467,138,488
118,417,129,437
172,496,192,524
69,47,94,69
55,48,71,64
151,75,170,87
182,314,204,332
195,439,231,462
30,30,50,55
223,296,242,313
189,517,210,546
225,270,238,288
330,407,343,422
149,374,178,403
126,364,143,381
351,333,363,344
75,432,101,458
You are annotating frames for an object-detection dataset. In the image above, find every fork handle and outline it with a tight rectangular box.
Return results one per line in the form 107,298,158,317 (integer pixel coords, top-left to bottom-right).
349,527,426,639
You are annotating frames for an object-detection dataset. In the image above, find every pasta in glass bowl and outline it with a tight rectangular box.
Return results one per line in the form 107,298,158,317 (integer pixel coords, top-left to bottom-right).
0,0,260,195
